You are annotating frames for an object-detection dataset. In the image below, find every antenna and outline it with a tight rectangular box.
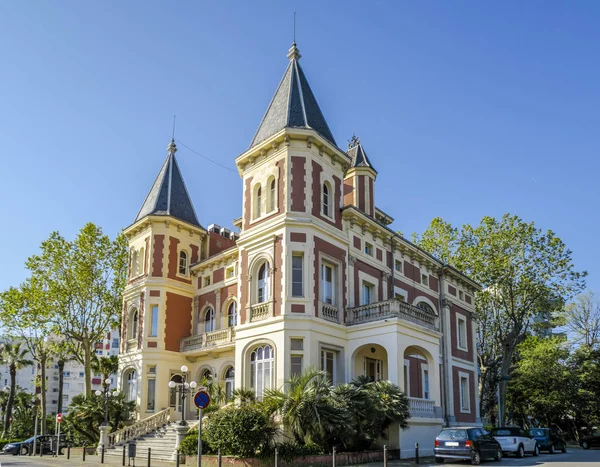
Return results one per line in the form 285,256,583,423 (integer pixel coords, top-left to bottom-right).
172,115,176,140
293,11,296,43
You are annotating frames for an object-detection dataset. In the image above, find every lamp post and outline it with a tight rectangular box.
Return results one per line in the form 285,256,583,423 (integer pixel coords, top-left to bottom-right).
168,365,197,426
95,379,118,455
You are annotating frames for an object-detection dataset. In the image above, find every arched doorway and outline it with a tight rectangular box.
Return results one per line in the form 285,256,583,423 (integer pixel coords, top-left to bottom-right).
352,344,388,382
169,374,183,412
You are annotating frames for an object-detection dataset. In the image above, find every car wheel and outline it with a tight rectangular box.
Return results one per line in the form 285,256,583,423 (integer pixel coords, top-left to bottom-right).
435,457,445,464
582,441,589,449
561,445,567,453
533,444,539,457
471,450,481,465
516,444,525,458
550,444,556,454
495,448,503,461
20,446,28,456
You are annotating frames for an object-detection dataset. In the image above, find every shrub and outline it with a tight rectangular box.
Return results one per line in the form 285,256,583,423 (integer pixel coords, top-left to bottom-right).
0,438,24,449
203,404,275,458
263,441,323,462
179,427,214,455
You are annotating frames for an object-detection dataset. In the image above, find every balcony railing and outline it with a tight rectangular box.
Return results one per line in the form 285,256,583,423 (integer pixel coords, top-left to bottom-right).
408,397,436,418
319,302,341,323
248,301,273,322
180,327,236,352
346,299,438,330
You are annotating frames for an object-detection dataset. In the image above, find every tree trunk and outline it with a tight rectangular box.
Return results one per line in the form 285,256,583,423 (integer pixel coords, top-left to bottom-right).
498,345,515,426
57,359,65,415
83,339,92,397
3,365,17,438
40,356,48,435
478,366,488,420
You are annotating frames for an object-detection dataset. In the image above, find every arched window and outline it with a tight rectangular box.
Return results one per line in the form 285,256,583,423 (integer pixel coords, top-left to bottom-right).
416,302,435,315
254,185,262,219
323,183,330,217
204,308,215,333
250,345,273,398
125,369,137,402
129,309,138,340
268,178,276,212
139,247,145,274
224,366,235,401
169,374,183,408
132,250,139,276
179,251,188,275
227,301,237,327
257,263,270,303
200,369,212,382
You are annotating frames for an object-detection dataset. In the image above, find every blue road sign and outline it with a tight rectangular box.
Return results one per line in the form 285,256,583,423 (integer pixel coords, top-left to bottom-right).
194,390,210,409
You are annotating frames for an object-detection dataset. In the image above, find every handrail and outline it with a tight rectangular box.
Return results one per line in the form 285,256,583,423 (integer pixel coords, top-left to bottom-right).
107,408,171,447
180,327,236,352
347,299,437,329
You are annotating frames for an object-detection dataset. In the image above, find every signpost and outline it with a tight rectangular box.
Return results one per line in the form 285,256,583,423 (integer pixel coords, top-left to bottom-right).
193,391,210,467
56,413,62,457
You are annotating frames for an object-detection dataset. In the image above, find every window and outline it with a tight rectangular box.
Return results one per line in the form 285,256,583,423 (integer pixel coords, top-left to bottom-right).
423,368,430,399
268,178,276,212
227,301,237,327
365,242,373,256
322,183,330,217
130,309,138,339
111,339,119,349
79,372,84,378
179,251,188,275
290,338,304,351
250,345,273,399
64,371,71,377
321,349,337,384
291,254,303,297
364,357,383,382
204,276,211,287
201,369,213,381
417,302,435,315
132,250,139,276
226,266,235,279
361,282,374,306
421,273,428,286
459,290,464,301
146,378,156,411
403,359,410,395
64,382,70,390
52,388,58,393
204,308,215,333
460,375,470,412
257,263,270,303
149,305,158,337
291,355,303,377
139,247,145,274
321,262,336,305
395,260,403,273
148,365,156,375
125,370,137,402
224,367,235,401
457,316,468,350
254,185,262,219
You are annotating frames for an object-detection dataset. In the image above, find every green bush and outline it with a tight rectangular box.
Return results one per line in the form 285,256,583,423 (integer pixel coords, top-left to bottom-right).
203,404,275,458
263,441,323,462
0,438,24,449
179,427,214,455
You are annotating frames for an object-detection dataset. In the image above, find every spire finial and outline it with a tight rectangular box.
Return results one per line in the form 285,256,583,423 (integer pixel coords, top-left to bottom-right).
287,42,301,61
167,138,177,156
348,134,360,150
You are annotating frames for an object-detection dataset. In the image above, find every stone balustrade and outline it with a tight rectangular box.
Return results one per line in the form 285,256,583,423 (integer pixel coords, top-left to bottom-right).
248,301,273,322
408,396,436,418
180,327,235,352
346,299,437,330
107,407,170,447
319,302,341,323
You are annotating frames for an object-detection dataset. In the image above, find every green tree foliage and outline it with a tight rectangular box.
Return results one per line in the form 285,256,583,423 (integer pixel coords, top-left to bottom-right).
413,214,586,424
25,223,128,396
62,392,135,446
560,291,600,349
202,404,276,458
0,342,33,437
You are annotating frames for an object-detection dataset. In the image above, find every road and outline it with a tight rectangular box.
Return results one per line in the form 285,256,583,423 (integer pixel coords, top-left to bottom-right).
0,447,597,467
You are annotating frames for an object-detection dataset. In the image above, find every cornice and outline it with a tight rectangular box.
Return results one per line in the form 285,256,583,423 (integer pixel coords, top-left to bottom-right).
124,216,206,239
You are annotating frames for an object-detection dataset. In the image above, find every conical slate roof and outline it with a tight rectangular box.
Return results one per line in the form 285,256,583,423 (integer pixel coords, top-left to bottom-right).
135,140,202,228
347,135,377,173
250,43,337,148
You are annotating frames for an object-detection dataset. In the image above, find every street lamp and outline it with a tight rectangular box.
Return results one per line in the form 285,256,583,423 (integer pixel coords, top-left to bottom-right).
168,365,197,426
95,378,118,427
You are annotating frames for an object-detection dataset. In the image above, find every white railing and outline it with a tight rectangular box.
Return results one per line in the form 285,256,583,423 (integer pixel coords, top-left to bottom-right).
408,397,436,418
319,303,340,323
180,327,235,352
249,301,273,322
346,299,437,330
107,408,170,447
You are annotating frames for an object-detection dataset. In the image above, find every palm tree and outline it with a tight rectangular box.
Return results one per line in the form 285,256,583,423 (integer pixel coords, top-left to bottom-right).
1,342,33,437
91,355,119,383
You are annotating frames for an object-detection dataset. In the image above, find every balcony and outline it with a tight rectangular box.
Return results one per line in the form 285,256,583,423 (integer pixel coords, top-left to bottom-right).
408,397,437,418
248,300,273,323
180,327,236,352
319,302,341,323
346,299,438,330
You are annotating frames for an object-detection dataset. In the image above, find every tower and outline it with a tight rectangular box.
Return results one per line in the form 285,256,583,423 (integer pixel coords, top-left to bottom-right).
344,135,377,217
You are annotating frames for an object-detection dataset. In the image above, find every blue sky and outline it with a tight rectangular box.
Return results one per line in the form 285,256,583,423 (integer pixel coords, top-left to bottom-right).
1,1,599,295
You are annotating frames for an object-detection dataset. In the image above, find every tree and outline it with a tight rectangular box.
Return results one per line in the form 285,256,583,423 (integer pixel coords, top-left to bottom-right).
0,342,33,437
562,291,600,349
91,355,119,383
414,214,586,424
26,223,128,396
52,341,76,416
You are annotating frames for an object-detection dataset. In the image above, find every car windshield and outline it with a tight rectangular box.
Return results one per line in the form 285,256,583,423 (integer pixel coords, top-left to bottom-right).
438,429,468,440
529,429,547,436
23,437,35,443
491,428,519,436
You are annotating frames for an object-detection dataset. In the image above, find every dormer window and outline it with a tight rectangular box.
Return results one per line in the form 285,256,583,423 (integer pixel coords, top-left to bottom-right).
179,251,188,275
322,183,330,217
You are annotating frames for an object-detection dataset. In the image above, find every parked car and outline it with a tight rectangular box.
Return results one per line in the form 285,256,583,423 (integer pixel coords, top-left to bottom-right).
490,427,539,457
529,427,567,453
2,435,66,456
434,427,503,465
580,431,600,449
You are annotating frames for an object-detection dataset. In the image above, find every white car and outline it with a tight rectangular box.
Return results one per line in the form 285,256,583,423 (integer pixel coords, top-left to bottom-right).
491,427,539,457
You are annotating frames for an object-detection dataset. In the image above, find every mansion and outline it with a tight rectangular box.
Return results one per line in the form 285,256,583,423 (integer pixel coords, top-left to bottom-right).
118,43,481,457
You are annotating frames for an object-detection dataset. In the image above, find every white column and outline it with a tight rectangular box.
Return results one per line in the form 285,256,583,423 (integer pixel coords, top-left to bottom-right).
97,425,111,454
443,298,456,423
